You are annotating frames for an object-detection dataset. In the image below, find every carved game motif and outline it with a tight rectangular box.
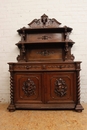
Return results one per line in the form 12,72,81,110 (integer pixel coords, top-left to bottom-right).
22,78,36,96
54,78,67,97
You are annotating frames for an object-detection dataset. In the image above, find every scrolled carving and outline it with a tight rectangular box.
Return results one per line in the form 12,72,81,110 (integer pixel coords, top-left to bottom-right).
17,55,26,62
38,35,51,40
64,42,75,61
21,27,26,41
37,50,54,56
54,78,67,97
17,45,26,62
22,78,36,96
70,54,75,60
28,14,61,28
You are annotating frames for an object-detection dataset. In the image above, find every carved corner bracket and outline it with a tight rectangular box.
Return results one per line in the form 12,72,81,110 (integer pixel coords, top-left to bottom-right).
17,44,27,62
64,42,75,61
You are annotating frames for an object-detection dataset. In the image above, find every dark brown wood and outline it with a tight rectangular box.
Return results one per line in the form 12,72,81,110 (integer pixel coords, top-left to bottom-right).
8,14,83,112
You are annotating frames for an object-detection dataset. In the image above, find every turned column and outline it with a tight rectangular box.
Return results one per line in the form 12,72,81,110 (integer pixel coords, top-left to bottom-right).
7,65,15,112
75,63,84,112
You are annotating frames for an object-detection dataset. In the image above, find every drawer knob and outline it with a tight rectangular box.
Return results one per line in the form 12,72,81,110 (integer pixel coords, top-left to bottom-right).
42,65,46,69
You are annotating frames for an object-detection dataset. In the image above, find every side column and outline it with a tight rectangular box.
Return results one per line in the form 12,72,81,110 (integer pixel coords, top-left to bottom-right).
7,64,16,112
75,62,84,112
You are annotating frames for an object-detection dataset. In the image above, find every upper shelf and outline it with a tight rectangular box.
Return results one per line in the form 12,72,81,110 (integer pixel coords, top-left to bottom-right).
16,40,75,46
17,14,72,34
17,27,72,34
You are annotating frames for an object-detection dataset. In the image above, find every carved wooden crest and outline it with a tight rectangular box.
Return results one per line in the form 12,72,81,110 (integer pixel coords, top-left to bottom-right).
28,14,61,28
22,78,36,96
54,78,67,97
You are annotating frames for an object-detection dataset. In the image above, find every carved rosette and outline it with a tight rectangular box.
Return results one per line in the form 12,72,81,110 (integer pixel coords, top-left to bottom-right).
22,78,36,96
54,78,67,97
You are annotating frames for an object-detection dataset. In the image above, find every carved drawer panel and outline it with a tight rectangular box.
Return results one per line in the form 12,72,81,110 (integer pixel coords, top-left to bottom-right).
13,64,42,71
27,33,63,43
47,63,75,70
9,63,76,71
27,48,62,61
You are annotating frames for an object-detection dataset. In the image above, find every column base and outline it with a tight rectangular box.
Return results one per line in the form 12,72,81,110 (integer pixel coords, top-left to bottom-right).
75,104,84,112
7,104,16,112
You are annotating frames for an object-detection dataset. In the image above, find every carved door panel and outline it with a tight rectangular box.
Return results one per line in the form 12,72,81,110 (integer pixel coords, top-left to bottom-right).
45,72,76,104
14,73,43,104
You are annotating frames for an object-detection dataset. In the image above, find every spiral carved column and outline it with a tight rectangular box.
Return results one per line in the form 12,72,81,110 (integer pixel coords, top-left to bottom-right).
7,72,15,112
77,71,80,104
75,71,84,112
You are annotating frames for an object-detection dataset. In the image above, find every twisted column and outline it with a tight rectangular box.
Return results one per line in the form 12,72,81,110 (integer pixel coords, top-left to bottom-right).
7,72,15,112
75,70,83,112
10,72,14,105
77,71,80,105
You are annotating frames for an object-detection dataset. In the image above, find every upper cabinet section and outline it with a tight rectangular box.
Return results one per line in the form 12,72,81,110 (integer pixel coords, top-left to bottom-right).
16,14,75,62
16,14,74,46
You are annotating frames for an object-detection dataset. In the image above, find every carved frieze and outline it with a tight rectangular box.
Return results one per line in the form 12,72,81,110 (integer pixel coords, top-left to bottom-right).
47,64,75,69
22,78,36,96
13,63,75,71
54,78,67,97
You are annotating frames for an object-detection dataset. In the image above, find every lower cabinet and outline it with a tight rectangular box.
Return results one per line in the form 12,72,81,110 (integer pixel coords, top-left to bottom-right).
7,62,84,112
8,71,81,111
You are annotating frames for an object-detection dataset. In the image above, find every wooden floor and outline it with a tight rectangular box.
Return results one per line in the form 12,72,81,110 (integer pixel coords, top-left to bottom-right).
0,103,87,130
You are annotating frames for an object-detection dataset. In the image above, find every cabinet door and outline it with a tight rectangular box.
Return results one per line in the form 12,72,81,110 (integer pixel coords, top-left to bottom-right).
14,73,43,104
45,72,76,104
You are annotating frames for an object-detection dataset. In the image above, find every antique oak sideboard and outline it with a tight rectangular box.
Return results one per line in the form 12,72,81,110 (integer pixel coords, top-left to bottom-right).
8,14,84,112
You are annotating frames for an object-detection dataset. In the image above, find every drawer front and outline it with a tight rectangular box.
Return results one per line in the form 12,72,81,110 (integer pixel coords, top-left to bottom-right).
27,33,63,43
12,63,76,71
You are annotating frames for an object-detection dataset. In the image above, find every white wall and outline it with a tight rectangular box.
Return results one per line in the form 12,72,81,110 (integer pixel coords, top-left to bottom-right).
0,0,87,103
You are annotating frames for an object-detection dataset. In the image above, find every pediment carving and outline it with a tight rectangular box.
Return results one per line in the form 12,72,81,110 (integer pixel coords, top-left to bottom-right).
28,14,61,28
